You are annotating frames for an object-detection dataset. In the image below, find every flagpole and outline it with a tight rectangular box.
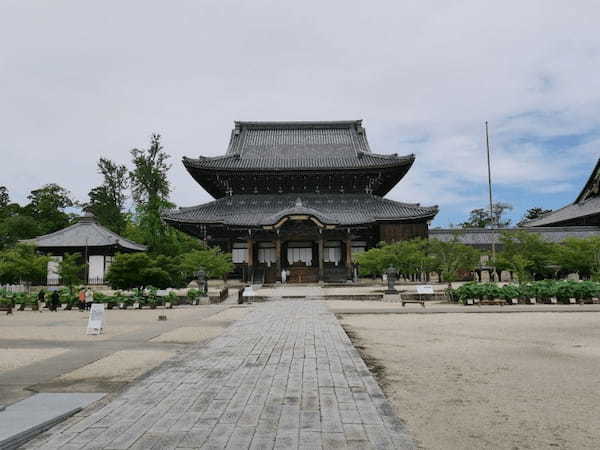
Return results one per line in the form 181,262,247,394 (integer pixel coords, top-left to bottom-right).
485,121,496,274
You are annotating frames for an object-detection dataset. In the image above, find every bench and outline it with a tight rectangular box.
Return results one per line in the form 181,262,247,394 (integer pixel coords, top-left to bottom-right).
478,299,506,306
401,299,425,307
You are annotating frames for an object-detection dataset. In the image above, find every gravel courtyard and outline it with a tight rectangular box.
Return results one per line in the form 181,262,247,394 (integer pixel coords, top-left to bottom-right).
0,304,250,405
340,312,600,450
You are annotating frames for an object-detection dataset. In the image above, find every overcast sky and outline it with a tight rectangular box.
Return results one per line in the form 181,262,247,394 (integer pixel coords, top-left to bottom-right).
2,1,600,226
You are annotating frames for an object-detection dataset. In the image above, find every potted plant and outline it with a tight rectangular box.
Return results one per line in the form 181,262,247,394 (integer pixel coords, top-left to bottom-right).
0,298,13,313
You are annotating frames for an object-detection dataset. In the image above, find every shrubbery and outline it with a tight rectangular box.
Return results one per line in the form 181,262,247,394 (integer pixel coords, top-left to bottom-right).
105,248,232,290
449,280,600,303
355,237,479,282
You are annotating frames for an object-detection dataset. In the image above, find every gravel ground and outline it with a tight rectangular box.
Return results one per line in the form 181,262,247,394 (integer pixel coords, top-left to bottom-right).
150,326,230,343
57,350,174,382
0,348,69,371
340,312,600,450
0,306,230,341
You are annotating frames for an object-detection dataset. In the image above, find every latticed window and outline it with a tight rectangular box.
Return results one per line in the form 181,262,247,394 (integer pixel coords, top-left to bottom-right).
232,242,248,263
324,241,342,265
287,242,313,265
258,242,276,265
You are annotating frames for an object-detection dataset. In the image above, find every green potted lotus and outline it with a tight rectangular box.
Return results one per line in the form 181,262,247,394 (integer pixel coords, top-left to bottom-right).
0,297,13,313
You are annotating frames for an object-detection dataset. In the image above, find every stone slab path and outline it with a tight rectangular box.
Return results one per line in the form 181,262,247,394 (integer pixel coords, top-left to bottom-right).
24,300,414,449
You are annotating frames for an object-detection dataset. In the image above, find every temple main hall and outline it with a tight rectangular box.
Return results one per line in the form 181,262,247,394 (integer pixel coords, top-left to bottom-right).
163,120,438,283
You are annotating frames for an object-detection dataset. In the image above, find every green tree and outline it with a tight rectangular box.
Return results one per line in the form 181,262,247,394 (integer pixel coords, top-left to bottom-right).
24,184,75,234
105,253,154,290
0,244,49,286
105,252,183,290
179,247,234,280
58,253,86,289
0,186,9,213
129,134,173,253
428,236,480,283
496,231,556,282
0,213,41,250
355,239,433,280
554,236,600,279
355,248,389,277
462,202,513,228
521,207,552,223
86,158,129,234
0,187,43,249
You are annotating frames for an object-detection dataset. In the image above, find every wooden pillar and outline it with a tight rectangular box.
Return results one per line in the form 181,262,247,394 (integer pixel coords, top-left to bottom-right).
275,237,281,279
318,236,324,281
247,239,254,267
345,236,352,278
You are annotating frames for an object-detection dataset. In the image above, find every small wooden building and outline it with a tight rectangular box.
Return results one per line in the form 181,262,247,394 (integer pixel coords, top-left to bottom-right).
24,212,147,285
164,120,438,283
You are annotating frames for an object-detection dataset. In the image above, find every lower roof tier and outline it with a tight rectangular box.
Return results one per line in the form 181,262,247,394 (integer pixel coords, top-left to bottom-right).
163,194,438,228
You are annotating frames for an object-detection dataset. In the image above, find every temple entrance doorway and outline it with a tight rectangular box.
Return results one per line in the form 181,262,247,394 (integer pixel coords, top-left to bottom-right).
284,241,318,283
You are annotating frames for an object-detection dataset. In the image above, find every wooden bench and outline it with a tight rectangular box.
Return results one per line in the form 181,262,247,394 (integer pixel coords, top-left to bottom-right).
478,299,506,306
401,299,425,307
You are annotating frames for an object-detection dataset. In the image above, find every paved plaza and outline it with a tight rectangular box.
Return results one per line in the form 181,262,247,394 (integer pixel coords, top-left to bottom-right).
24,300,414,449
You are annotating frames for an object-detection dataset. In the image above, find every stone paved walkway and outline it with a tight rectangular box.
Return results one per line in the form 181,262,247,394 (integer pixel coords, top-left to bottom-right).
25,300,414,449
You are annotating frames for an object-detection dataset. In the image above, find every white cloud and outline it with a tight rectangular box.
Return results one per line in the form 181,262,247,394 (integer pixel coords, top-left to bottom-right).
0,0,599,222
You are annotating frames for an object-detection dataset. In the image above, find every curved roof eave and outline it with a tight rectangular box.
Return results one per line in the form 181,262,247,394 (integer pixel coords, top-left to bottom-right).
181,153,415,172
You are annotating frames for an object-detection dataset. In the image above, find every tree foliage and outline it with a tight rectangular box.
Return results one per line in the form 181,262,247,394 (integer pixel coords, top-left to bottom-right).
179,247,234,279
128,134,175,254
496,231,556,282
461,202,513,228
0,214,40,250
521,207,552,223
105,253,180,290
0,186,8,211
0,184,77,250
355,238,477,281
25,183,75,234
58,253,86,289
86,158,129,234
554,236,600,280
428,236,480,282
0,244,49,285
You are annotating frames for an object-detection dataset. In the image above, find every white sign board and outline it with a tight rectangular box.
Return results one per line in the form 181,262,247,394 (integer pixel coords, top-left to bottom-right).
86,303,105,335
416,285,434,295
243,285,256,297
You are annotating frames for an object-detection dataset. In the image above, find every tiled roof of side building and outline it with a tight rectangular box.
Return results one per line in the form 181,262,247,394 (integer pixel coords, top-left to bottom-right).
523,157,600,227
183,120,415,171
520,196,600,227
22,213,147,251
163,194,439,227
430,226,600,245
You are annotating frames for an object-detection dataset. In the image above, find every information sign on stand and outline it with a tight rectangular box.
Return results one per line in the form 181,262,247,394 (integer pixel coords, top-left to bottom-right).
86,303,105,335
416,285,434,295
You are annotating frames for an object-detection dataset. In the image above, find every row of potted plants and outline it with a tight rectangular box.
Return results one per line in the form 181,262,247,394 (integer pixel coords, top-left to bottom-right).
0,287,207,312
449,280,600,304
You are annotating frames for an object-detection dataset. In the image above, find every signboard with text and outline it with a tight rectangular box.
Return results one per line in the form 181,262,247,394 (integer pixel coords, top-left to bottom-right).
416,285,434,295
86,303,105,335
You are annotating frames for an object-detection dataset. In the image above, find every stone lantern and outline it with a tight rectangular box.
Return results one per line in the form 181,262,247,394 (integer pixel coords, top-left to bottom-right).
197,268,208,294
385,265,398,294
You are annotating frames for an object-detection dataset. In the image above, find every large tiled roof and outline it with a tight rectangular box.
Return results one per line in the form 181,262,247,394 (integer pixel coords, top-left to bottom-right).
183,120,414,171
523,157,600,227
163,194,439,227
430,226,600,245
22,214,147,251
520,196,600,227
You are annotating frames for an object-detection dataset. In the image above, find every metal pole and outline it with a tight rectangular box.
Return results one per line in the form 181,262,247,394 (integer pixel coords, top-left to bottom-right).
485,121,496,273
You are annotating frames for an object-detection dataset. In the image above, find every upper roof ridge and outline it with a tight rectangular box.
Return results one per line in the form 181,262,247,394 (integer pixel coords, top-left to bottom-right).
234,120,362,129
